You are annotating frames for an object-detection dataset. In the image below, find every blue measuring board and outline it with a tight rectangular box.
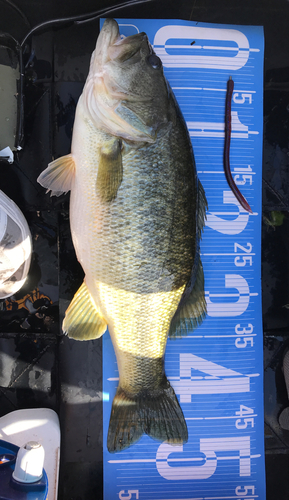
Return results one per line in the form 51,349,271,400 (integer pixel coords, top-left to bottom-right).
102,18,265,500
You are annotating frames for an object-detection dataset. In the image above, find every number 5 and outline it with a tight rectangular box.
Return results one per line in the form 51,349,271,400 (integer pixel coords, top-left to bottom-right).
236,485,255,495
233,93,252,104
236,418,254,429
234,256,252,267
119,491,139,500
235,337,254,348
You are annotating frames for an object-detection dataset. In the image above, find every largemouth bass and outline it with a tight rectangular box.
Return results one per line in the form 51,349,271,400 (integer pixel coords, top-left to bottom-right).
38,18,207,453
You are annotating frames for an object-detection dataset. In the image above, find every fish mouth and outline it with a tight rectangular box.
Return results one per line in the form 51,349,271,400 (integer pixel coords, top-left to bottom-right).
94,18,121,65
95,18,151,66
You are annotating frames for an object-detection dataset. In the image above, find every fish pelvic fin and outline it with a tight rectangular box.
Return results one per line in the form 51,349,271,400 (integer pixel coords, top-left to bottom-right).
37,154,76,196
107,378,188,453
63,282,107,340
169,257,207,339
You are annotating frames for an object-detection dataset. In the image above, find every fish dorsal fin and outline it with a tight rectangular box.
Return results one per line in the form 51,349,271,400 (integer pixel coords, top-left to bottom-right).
198,180,208,238
169,257,207,339
96,138,123,203
169,179,208,339
37,154,76,196
63,282,107,340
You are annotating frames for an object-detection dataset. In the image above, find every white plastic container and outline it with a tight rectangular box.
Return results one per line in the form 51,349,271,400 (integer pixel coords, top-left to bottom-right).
0,408,60,499
12,441,45,483
0,190,32,298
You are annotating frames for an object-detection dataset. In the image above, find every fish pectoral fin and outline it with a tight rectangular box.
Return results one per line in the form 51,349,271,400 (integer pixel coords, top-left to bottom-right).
169,258,207,338
96,139,123,202
37,154,76,196
63,282,107,340
115,103,156,142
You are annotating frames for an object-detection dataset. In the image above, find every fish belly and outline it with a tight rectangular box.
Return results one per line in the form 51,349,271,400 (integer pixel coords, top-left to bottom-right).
95,281,185,378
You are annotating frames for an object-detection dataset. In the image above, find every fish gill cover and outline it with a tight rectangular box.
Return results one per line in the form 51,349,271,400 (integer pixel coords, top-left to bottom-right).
102,18,265,500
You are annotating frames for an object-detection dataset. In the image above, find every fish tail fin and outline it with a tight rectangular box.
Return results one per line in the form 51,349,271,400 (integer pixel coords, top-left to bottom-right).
107,378,188,453
142,378,188,445
107,387,143,453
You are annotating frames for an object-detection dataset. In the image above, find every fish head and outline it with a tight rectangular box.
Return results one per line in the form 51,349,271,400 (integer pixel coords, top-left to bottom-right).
82,18,171,143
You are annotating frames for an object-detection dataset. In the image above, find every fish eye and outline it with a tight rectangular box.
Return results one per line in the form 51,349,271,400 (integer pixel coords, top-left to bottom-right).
147,54,162,69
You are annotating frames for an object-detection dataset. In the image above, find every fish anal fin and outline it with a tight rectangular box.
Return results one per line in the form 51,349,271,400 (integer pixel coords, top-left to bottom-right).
96,139,123,202
169,258,207,339
37,154,76,196
107,377,188,453
63,282,107,340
